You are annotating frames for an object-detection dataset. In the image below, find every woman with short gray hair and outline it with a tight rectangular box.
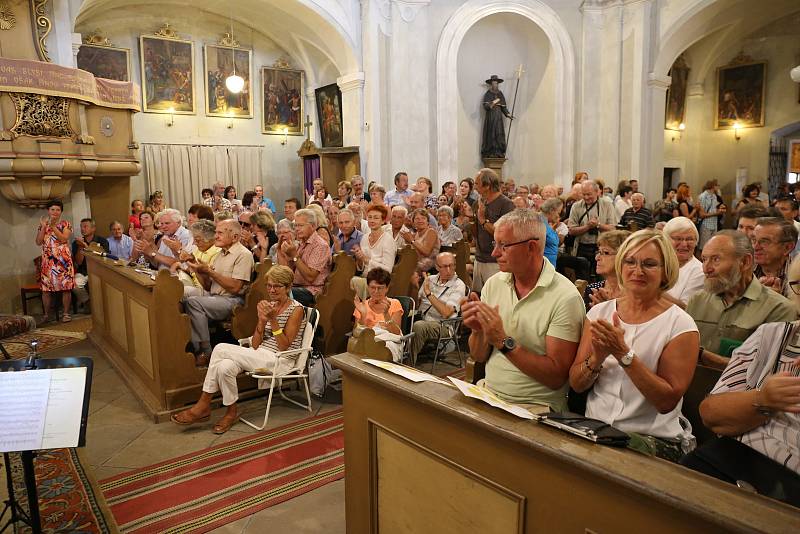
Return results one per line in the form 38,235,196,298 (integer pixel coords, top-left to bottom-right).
436,205,463,247
662,216,704,306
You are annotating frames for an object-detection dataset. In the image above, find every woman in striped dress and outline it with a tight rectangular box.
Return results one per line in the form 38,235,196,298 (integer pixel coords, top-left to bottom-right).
171,265,307,434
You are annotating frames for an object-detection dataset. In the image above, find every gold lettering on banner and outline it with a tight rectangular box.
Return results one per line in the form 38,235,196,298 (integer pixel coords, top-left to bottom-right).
0,57,141,110
0,2,16,30
10,93,76,139
31,0,52,62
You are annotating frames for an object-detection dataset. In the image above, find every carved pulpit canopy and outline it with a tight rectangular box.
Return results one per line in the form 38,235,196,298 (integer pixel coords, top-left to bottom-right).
0,57,141,208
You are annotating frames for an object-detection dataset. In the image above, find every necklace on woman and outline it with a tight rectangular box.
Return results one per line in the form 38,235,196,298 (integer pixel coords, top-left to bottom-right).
368,228,382,246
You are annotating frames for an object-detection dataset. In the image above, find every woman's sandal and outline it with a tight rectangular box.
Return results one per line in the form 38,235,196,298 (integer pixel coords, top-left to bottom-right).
61,314,72,323
212,414,240,434
170,409,211,426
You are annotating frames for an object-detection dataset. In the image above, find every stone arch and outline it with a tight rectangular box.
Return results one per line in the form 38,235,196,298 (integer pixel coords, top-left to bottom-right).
435,0,576,183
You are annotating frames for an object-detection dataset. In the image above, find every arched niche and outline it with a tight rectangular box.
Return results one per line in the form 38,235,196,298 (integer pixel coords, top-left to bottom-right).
436,0,575,186
456,13,553,185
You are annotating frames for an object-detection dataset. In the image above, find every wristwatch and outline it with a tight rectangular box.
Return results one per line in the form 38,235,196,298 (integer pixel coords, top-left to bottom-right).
499,336,516,355
292,256,299,263
619,349,635,367
149,251,157,258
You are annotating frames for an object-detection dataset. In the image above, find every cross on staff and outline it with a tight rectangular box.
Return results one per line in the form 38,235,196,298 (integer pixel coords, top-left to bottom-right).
304,115,313,141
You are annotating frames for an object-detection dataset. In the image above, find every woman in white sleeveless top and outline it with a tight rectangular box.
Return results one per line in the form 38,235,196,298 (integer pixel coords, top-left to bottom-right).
569,229,700,462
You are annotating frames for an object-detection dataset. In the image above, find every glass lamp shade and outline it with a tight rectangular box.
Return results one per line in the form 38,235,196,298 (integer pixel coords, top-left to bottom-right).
225,74,245,94
791,65,800,83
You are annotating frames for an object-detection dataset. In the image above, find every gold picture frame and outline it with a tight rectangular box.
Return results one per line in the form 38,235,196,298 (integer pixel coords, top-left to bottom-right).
714,58,766,130
203,44,253,119
261,66,304,135
140,32,195,114
77,43,131,82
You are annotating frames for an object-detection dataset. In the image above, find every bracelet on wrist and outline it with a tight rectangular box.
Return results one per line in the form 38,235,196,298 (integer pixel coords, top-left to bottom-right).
271,328,284,336
752,387,773,418
584,357,602,377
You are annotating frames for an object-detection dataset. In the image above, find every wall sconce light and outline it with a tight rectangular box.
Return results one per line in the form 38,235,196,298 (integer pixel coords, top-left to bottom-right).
280,126,288,145
671,122,685,142
733,121,741,141
227,111,234,129
166,106,175,127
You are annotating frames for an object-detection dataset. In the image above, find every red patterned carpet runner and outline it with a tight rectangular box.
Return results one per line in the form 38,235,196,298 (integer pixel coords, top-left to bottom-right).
98,409,344,534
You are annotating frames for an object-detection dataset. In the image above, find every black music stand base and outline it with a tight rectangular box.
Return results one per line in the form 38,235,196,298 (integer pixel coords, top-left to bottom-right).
0,450,41,534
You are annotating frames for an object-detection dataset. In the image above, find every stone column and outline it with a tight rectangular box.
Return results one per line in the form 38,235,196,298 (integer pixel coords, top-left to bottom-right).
337,72,365,150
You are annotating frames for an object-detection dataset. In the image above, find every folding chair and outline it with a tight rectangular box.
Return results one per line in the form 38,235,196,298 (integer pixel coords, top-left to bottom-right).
430,315,466,373
239,307,319,431
393,295,417,364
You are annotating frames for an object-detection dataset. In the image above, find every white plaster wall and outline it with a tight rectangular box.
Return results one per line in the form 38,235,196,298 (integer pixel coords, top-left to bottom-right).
75,5,339,216
456,12,555,185
662,28,800,202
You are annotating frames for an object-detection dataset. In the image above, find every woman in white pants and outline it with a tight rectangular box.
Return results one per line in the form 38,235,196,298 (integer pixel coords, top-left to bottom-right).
171,265,306,434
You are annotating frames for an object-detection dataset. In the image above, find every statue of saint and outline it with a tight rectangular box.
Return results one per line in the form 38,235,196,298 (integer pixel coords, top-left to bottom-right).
481,75,513,158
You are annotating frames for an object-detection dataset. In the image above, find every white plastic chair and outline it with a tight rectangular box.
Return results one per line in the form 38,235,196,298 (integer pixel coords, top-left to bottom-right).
239,307,319,431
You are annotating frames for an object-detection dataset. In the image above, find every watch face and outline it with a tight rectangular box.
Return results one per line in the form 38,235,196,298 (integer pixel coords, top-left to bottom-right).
503,337,516,351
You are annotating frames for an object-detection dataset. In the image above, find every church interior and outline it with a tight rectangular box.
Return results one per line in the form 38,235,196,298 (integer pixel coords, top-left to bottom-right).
1,0,800,532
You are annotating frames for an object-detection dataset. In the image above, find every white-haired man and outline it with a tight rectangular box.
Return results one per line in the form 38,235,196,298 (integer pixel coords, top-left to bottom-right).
277,208,331,306
567,180,618,277
462,209,586,410
409,252,468,363
204,181,232,213
619,193,654,230
183,219,254,366
141,208,194,269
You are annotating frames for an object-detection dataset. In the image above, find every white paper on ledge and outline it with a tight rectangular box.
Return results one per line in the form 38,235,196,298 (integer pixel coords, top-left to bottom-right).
448,376,535,420
363,359,450,385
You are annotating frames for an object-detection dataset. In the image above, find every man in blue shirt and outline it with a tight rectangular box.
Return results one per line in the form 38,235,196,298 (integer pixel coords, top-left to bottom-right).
336,209,363,255
254,184,276,214
385,172,412,207
107,221,134,260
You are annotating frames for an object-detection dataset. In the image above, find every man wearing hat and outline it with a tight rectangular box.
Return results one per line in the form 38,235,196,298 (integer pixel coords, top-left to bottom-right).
482,75,513,158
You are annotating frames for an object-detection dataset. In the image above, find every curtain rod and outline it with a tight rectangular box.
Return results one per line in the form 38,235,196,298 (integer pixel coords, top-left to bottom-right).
140,143,265,148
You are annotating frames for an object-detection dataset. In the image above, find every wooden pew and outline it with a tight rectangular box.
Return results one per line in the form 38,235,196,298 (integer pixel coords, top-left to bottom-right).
346,327,393,362
314,252,357,355
231,260,272,340
387,246,418,298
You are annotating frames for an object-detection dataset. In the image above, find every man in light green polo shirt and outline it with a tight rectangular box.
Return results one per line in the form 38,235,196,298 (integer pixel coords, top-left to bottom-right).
688,231,797,369
462,209,586,411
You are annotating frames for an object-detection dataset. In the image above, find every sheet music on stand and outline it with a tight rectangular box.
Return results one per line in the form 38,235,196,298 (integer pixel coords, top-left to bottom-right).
0,367,87,452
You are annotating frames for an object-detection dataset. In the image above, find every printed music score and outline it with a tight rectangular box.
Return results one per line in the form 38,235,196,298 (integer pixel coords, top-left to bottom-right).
0,370,52,452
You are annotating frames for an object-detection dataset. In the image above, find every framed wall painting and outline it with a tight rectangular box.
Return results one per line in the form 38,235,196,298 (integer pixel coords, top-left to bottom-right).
139,34,195,114
714,59,766,129
664,55,689,131
204,44,253,118
77,44,131,82
315,83,343,147
261,66,305,135
790,140,800,174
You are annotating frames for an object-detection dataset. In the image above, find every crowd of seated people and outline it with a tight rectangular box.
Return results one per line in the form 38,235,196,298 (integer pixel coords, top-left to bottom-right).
34,170,800,507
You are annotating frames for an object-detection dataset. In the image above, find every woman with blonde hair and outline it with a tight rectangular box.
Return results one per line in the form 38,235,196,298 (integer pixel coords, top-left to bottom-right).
569,230,699,461
171,265,307,434
335,180,352,209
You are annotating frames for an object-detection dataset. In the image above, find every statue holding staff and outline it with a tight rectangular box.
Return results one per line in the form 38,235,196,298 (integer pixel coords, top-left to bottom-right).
481,74,513,159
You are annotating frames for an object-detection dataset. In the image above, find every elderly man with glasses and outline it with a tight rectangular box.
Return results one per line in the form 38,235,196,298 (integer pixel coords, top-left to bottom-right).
276,208,331,307
461,209,586,410
409,252,468,363
142,208,194,269
687,231,797,369
752,217,798,297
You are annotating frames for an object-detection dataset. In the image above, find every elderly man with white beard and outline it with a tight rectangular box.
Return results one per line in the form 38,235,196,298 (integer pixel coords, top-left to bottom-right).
686,230,797,369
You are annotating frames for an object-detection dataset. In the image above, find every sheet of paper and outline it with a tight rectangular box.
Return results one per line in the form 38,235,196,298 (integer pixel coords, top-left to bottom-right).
42,367,87,449
448,376,535,420
363,359,450,385
0,370,52,452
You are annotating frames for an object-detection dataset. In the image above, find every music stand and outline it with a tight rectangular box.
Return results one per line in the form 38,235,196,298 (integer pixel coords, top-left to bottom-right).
0,355,93,534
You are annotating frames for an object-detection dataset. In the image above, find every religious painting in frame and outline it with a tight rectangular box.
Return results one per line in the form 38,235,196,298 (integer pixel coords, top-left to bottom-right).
315,83,343,147
664,55,689,131
790,140,800,174
139,33,195,114
77,44,131,82
204,44,253,118
261,66,304,135
714,58,766,129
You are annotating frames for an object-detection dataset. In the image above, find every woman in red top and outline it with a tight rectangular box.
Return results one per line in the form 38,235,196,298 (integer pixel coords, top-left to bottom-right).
128,199,144,231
